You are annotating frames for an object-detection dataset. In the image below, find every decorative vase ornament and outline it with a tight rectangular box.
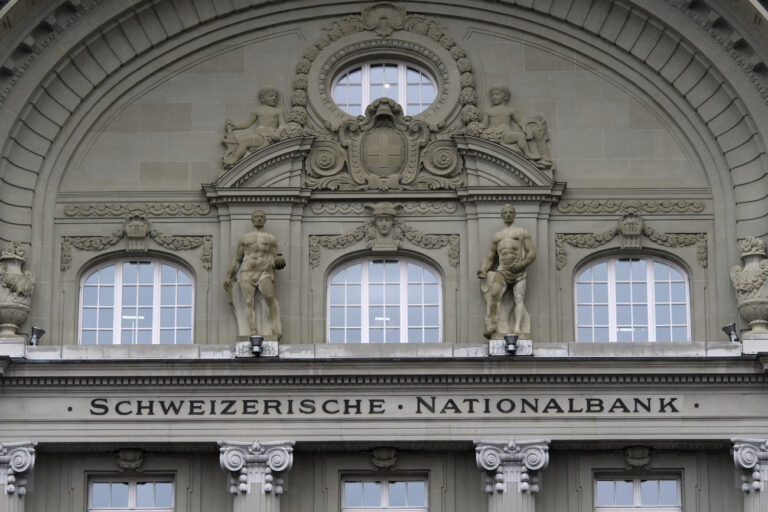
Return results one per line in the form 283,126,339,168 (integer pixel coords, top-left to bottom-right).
0,242,35,337
730,237,768,336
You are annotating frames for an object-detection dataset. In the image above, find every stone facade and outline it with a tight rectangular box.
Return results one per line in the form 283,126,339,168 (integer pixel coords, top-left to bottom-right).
0,0,767,511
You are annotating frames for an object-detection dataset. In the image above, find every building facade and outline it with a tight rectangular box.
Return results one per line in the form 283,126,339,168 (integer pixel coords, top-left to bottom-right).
1,0,768,510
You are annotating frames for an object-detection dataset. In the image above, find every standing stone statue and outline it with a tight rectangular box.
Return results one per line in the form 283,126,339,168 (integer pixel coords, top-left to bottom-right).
222,87,285,168
477,205,536,339
224,210,285,340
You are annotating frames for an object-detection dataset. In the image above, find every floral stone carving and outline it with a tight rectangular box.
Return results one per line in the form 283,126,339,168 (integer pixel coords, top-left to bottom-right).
305,98,464,190
0,242,35,337
730,237,768,336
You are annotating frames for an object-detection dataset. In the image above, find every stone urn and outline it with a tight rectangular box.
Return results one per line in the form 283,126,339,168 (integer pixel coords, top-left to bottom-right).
730,237,768,335
0,242,35,337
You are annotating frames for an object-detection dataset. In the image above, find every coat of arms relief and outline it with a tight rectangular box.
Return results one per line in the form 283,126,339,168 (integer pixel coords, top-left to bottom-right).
304,98,464,191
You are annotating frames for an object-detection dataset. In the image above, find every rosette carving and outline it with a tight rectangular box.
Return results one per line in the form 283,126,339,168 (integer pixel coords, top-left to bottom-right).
421,139,462,177
306,141,346,177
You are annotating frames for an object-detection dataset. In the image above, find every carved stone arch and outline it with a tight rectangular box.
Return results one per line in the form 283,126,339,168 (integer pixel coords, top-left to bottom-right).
0,0,767,245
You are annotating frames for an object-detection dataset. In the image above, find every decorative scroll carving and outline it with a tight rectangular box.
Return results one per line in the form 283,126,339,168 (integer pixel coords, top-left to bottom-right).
219,440,295,495
64,202,211,217
730,237,768,336
311,201,458,215
304,98,465,191
60,217,212,271
0,242,35,337
475,439,550,494
555,215,708,270
731,438,768,493
557,199,706,215
0,441,36,496
624,447,651,468
309,213,459,268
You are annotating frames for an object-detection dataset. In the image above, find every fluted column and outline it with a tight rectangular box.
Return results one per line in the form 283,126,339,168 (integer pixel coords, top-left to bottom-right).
733,438,768,512
0,442,36,512
475,439,550,512
219,441,294,512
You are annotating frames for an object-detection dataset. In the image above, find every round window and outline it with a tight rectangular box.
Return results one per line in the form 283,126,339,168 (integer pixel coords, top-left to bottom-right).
332,61,436,116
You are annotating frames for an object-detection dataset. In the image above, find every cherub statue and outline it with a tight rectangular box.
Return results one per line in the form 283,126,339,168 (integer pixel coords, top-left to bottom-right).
222,88,285,168
481,85,537,160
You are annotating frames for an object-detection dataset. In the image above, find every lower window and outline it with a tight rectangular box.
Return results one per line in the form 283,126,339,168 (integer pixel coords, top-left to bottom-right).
342,478,427,511
89,478,173,511
595,478,680,511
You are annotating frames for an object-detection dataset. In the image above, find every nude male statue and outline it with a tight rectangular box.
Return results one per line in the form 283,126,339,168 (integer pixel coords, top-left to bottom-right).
477,205,537,338
481,85,537,160
222,87,285,167
224,210,285,338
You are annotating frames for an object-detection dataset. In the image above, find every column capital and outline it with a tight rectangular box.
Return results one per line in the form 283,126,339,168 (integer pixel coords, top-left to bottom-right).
218,440,295,495
475,439,550,494
0,441,37,496
732,437,768,493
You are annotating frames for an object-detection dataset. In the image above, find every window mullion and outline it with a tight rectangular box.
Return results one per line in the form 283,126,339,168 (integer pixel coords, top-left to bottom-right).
398,63,407,108
400,261,407,343
361,262,369,343
153,262,161,345
362,63,370,109
114,262,123,345
647,258,656,342
607,259,617,342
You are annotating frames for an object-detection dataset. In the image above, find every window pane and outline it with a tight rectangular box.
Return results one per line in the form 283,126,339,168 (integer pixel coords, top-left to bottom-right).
370,328,384,343
138,308,153,328
139,262,153,283
160,329,175,344
630,259,646,278
347,328,361,343
99,287,114,306
594,283,608,303
348,69,362,84
329,329,345,344
632,283,646,302
616,283,630,303
83,287,98,306
654,261,669,279
123,285,138,306
615,480,633,505
156,482,173,507
348,85,361,103
82,330,97,345
137,330,152,345
386,306,400,326
407,263,421,281
370,285,383,304
344,482,362,507
424,306,438,325
161,264,176,283
576,283,591,302
617,305,631,325
659,480,677,505
138,285,153,305
656,304,670,324
408,306,422,327
671,304,687,324
408,328,422,343
655,282,670,302
177,307,191,327
596,481,613,505
330,306,344,327
633,305,647,325
348,306,361,327
389,481,406,506
92,483,110,507
671,282,686,302
177,286,192,306
385,284,399,304
594,327,609,342
100,265,115,284
634,326,648,341
176,329,192,344
424,284,438,303
84,272,98,285
641,480,659,505
594,305,608,325
424,328,439,343
98,330,112,345
347,284,361,305
577,305,592,325
577,327,592,342
385,328,400,343
408,284,422,303
82,309,97,328
408,481,426,506
98,308,113,329
672,326,687,341
615,260,630,281
656,326,671,342
370,306,384,327
363,482,381,507
137,482,153,507
111,482,129,507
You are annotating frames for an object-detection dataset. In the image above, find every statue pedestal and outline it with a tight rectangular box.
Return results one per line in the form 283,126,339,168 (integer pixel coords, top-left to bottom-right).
0,336,25,357
489,339,532,356
742,332,768,354
235,340,279,358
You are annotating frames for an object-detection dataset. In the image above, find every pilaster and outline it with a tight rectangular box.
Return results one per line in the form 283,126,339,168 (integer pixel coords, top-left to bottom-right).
0,442,36,512
733,438,768,512
219,440,295,512
475,439,550,512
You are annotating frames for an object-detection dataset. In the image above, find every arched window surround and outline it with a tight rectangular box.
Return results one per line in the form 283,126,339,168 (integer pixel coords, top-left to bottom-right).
326,255,444,344
77,256,195,345
573,254,692,343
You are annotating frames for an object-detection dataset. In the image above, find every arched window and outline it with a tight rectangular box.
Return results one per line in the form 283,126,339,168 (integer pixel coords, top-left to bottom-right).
333,62,436,116
327,259,441,344
79,259,193,345
575,257,690,342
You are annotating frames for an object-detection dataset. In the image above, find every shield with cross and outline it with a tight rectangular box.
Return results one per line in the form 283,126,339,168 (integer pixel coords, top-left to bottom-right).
361,127,407,177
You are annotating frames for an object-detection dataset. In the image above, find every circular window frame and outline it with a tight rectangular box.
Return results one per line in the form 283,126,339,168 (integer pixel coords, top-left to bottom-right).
331,60,438,116
304,31,464,131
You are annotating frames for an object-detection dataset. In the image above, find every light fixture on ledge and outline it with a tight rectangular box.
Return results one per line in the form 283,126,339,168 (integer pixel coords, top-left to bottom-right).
29,326,45,346
504,333,518,355
249,335,264,356
722,323,739,342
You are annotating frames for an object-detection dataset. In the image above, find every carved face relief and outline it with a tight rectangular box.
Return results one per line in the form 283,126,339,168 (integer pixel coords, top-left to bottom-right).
252,211,267,228
362,127,407,177
374,215,394,236
502,206,516,224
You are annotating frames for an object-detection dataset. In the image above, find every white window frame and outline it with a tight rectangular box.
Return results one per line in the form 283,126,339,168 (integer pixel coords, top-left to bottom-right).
594,478,681,511
341,477,428,512
332,61,437,115
574,257,691,342
327,258,442,344
88,477,174,512
78,259,194,345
